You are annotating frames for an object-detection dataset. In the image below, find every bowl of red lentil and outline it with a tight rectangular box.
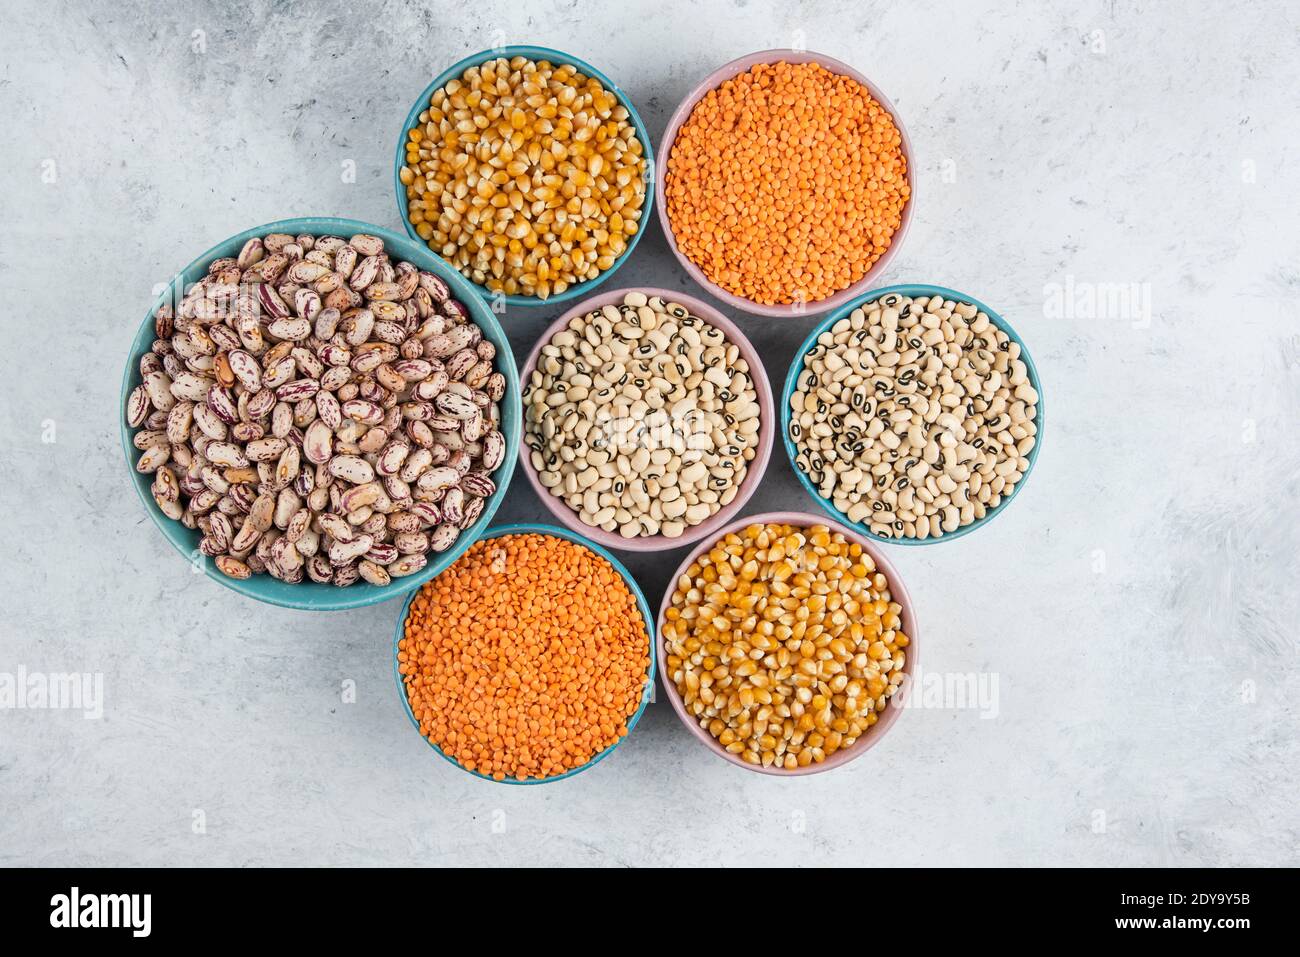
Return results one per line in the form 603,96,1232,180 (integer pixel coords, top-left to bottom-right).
393,523,656,783
657,511,918,775
657,50,915,318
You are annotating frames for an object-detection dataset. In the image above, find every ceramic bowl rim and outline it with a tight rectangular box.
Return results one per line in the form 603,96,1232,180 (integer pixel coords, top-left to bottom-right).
654,509,919,775
780,282,1045,545
392,45,656,308
391,521,657,784
119,215,521,611
515,286,775,552
654,48,916,318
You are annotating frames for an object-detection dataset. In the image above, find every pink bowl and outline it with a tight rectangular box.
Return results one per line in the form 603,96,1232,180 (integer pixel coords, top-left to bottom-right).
517,287,775,552
655,49,916,319
656,510,919,775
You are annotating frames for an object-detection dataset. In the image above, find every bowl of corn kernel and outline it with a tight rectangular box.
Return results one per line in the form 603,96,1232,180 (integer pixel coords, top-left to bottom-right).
657,511,917,774
395,47,654,306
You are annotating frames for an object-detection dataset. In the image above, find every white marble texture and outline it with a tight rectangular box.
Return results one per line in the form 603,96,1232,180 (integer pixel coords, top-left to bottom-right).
0,0,1296,867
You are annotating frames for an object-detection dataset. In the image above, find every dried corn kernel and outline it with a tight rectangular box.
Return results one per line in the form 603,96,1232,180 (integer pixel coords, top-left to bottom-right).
401,56,647,299
663,523,908,768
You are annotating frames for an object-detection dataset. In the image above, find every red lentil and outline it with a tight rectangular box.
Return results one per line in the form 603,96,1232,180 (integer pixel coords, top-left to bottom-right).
398,533,650,781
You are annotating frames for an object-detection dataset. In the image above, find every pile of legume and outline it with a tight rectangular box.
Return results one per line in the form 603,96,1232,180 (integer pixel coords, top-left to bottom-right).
789,291,1038,540
663,522,908,769
665,61,909,306
400,56,648,299
524,292,762,538
398,533,651,781
125,231,508,587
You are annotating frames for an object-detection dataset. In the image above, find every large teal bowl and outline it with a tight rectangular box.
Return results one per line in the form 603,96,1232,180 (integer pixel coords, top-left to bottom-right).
120,216,521,611
393,522,656,784
781,284,1045,545
392,46,655,308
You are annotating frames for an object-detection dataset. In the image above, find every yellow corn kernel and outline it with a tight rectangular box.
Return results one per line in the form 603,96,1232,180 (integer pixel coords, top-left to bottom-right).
664,523,903,770
400,58,644,293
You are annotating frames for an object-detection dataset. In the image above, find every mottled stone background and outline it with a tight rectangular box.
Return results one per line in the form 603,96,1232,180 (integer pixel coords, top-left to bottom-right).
1,0,1296,866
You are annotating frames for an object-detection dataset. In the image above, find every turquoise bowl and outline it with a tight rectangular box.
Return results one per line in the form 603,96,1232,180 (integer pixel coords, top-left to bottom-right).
781,284,1045,545
392,46,655,308
392,522,656,784
119,216,521,611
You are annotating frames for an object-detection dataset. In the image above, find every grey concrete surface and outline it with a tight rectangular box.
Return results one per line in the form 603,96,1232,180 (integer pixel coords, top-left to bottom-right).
0,0,1297,866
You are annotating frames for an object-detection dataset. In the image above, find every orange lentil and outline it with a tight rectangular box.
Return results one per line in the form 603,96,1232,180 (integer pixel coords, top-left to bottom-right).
396,533,651,782
665,61,910,307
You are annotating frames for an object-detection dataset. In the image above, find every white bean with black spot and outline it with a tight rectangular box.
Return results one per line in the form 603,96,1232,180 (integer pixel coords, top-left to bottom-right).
524,292,762,538
788,292,1038,540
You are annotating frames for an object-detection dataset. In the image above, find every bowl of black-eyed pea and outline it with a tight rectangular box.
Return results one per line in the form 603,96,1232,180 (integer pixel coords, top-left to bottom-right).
518,287,774,552
781,284,1044,544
